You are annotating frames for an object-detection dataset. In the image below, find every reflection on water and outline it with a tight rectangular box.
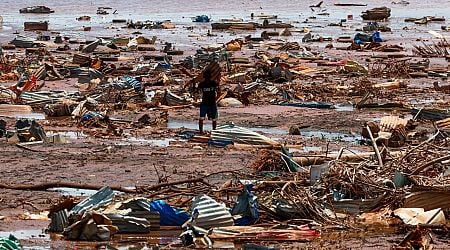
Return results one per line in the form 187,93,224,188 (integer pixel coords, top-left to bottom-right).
0,229,48,240
334,104,354,112
0,228,181,248
119,137,175,147
301,130,361,143
15,113,46,120
168,119,287,134
0,0,447,49
48,187,125,196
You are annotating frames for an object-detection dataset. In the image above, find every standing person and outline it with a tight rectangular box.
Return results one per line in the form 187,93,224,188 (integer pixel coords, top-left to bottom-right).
198,70,219,134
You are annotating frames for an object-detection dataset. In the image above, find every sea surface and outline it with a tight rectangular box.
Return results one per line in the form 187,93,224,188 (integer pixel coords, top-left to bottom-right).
0,1,449,46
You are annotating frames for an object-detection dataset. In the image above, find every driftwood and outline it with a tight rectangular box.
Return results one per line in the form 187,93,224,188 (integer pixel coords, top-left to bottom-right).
0,171,241,195
411,155,450,175
366,125,383,168
15,143,44,152
0,179,209,194
294,151,402,166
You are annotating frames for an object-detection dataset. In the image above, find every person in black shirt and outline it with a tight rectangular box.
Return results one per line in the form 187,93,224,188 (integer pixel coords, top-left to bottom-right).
198,70,219,134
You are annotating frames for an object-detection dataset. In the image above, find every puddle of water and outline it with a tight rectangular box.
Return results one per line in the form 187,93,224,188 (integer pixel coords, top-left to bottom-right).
334,104,354,112
15,113,46,120
46,131,86,139
48,187,124,196
0,229,180,248
289,146,322,153
168,120,287,134
168,119,205,130
249,126,287,135
114,230,181,247
0,229,49,240
119,137,175,147
409,98,435,106
301,130,361,143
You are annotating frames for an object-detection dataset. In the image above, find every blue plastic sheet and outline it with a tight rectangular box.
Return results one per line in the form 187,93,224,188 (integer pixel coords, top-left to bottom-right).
149,200,191,226
354,31,383,45
121,75,142,91
231,185,259,225
80,112,103,122
193,15,210,23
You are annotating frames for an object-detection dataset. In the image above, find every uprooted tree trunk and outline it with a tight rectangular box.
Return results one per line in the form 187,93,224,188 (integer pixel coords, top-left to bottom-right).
0,176,218,194
0,170,244,195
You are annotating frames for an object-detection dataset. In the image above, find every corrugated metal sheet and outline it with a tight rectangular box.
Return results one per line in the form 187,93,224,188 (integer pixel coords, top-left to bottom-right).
242,81,261,91
70,67,103,83
127,211,160,230
24,21,48,31
10,36,35,48
81,39,101,53
411,108,450,121
436,117,450,131
380,116,408,131
70,186,114,215
119,198,160,229
191,195,234,229
20,91,69,105
105,214,151,233
73,54,91,65
49,209,69,232
33,65,46,80
111,76,142,91
404,191,450,211
333,195,385,214
165,90,192,106
211,124,279,146
103,198,161,231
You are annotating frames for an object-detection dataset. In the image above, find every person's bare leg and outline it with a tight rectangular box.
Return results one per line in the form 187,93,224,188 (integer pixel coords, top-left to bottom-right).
212,120,217,130
199,119,204,134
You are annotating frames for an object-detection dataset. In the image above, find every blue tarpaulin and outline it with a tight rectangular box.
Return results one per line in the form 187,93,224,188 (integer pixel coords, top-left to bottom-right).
149,200,191,226
231,185,259,225
193,15,210,23
354,31,382,45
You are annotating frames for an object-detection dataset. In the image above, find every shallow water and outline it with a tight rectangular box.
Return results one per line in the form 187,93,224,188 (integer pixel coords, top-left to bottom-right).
0,229,48,240
0,0,448,46
48,187,125,196
120,136,175,147
14,112,46,120
301,129,361,143
168,119,287,134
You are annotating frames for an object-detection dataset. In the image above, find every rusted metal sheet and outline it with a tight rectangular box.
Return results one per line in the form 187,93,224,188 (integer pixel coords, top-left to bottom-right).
379,116,408,132
24,21,48,31
435,117,450,131
211,22,257,30
73,54,92,66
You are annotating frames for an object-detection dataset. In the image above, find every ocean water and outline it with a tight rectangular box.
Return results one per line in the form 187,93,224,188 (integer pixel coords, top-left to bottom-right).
0,1,448,45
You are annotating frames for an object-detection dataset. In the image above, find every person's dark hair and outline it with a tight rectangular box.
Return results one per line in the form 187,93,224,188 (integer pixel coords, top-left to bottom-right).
203,70,212,79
